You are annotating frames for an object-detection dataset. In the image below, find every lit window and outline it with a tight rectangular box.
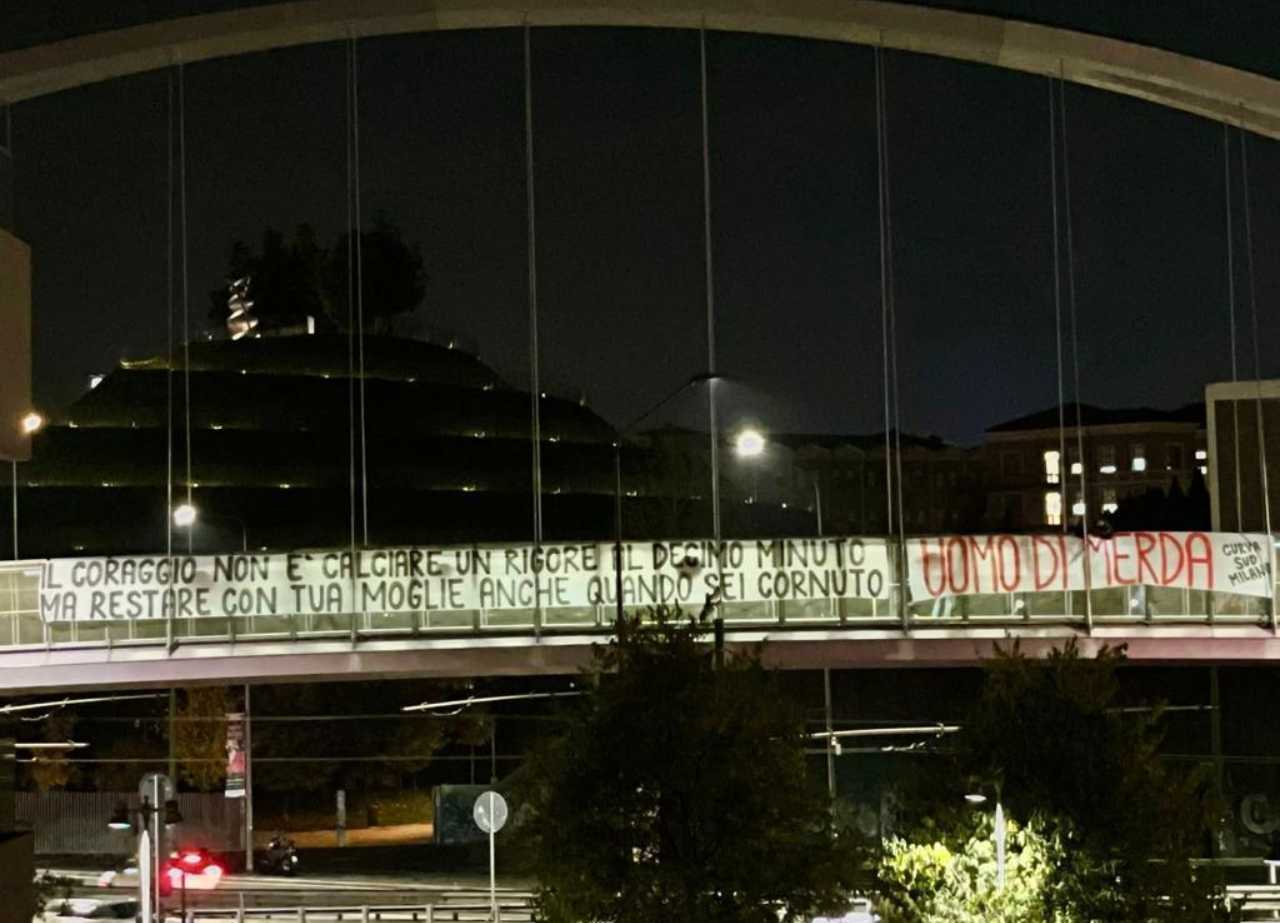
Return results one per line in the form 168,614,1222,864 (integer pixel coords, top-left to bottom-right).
1199,465,1208,476
1195,449,1207,461
1070,461,1083,476
1098,445,1116,469
1131,444,1146,472
1044,491,1062,526
1099,464,1117,475
1102,488,1118,514
1072,498,1086,516
1043,450,1061,485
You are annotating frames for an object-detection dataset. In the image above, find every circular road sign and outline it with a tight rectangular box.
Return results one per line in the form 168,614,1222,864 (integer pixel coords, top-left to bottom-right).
473,790,509,834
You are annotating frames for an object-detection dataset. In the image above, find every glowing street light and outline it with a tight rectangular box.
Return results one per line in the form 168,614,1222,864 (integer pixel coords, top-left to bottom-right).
733,428,765,458
172,503,198,528
20,412,43,435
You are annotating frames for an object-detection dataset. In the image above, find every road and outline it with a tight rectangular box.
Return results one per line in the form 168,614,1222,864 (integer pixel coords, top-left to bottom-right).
44,866,534,913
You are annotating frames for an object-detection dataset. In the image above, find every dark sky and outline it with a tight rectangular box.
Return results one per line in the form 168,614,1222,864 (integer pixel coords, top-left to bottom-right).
6,5,1280,443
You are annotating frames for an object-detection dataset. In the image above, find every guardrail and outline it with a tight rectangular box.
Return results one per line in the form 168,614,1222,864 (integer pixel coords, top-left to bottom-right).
0,533,1275,658
185,902,532,923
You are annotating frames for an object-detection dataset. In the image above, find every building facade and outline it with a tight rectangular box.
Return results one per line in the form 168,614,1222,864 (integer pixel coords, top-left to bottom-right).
1206,380,1280,533
981,404,1207,530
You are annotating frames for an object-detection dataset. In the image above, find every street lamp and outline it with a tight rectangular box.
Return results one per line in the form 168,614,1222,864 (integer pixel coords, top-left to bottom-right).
172,503,248,551
613,372,723,624
19,412,43,435
965,783,1006,890
733,428,765,458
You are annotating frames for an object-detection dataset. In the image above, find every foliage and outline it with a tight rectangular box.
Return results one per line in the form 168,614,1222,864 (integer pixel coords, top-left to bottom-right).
208,217,425,333
876,814,1068,923
27,712,77,792
520,607,862,923
173,687,231,791
885,640,1226,922
1106,468,1210,531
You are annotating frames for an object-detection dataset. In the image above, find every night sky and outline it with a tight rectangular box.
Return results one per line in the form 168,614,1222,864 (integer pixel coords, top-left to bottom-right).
6,5,1280,443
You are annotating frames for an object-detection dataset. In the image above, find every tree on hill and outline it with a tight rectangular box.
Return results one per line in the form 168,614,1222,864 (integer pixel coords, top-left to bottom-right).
877,641,1225,922
208,217,425,335
519,608,861,923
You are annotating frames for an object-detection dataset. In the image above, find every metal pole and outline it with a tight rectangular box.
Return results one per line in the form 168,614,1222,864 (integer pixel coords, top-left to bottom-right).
168,690,176,781
488,793,498,923
153,776,162,919
10,460,16,560
490,717,497,785
244,683,253,872
614,442,624,625
823,668,835,801
995,790,1006,891
815,480,824,537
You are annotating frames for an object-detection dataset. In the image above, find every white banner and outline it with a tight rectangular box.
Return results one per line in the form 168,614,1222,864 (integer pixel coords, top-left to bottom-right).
36,537,891,623
907,532,1273,600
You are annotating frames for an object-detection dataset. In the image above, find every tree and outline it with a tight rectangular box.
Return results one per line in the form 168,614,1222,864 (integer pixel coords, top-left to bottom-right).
881,641,1225,922
326,215,426,334
27,712,77,792
173,687,231,791
208,218,425,335
877,814,1067,923
520,608,861,923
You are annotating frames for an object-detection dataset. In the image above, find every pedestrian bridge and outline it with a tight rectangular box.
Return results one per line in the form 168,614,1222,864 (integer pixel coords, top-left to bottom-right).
0,530,1277,692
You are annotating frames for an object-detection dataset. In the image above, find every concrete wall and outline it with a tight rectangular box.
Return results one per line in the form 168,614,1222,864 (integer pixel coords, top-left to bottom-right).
0,227,31,462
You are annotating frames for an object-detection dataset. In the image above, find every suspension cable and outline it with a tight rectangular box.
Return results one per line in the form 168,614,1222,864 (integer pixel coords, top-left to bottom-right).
166,70,174,562
875,43,908,623
1057,68,1091,630
1237,128,1275,632
524,21,543,546
700,24,721,546
1224,125,1244,530
352,37,369,546
345,38,357,559
1048,79,1067,538
874,47,893,541
179,62,192,556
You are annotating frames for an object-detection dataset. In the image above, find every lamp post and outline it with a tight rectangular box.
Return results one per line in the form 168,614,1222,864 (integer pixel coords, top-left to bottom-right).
172,503,248,551
612,372,723,625
10,411,42,560
965,783,1006,890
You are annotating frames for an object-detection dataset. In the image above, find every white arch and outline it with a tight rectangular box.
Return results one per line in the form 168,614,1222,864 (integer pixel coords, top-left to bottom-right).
1,0,1279,137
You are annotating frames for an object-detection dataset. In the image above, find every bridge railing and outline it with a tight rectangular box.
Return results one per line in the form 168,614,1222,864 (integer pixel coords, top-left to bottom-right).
0,532,1275,654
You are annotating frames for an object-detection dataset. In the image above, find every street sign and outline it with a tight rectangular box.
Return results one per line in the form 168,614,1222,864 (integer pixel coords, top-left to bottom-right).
474,790,508,920
138,772,173,804
473,790,508,834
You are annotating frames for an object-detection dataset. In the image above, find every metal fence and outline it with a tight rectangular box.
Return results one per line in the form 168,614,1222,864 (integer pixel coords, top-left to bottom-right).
17,790,239,854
